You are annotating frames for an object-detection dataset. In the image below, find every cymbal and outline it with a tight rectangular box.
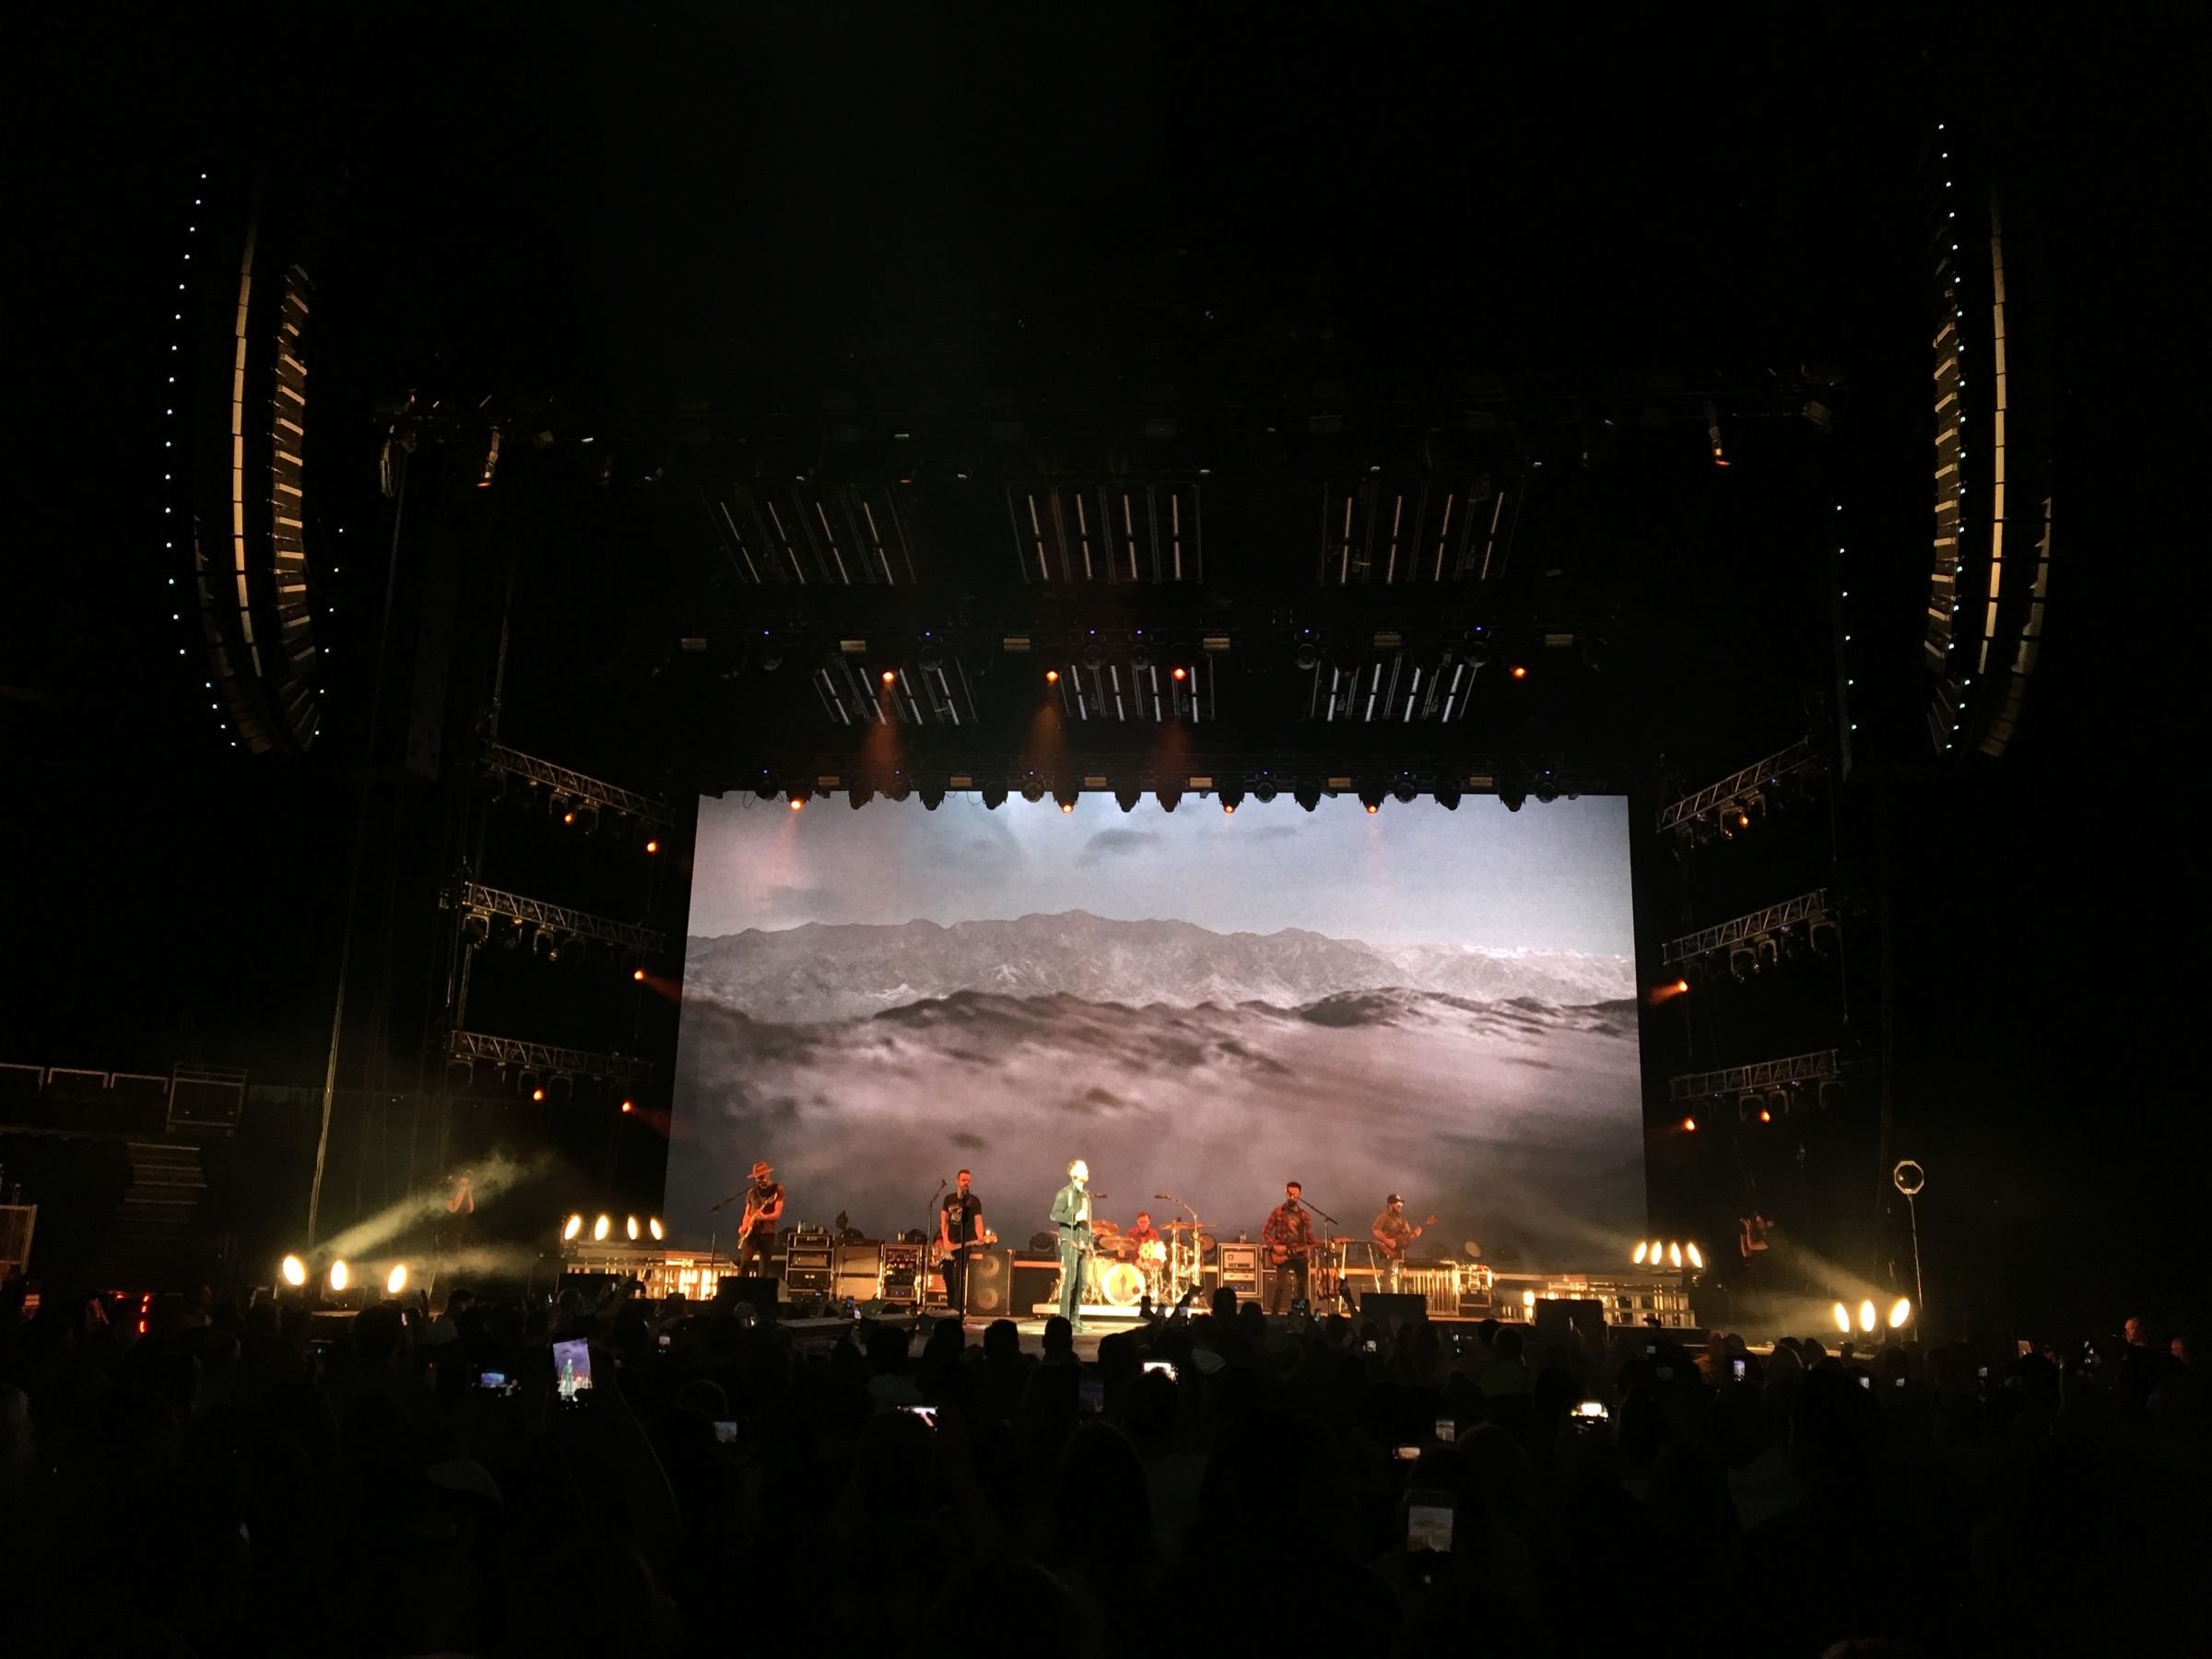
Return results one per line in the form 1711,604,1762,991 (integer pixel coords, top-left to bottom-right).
1326,1235,1359,1245
1162,1219,1210,1230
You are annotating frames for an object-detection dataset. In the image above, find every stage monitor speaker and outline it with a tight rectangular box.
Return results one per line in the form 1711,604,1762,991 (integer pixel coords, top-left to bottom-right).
1533,1298,1607,1344
964,1246,1018,1317
714,1277,780,1318
1359,1291,1430,1326
1010,1257,1061,1317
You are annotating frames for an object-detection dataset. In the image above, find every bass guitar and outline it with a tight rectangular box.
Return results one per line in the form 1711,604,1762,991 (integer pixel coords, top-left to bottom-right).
1376,1215,1440,1262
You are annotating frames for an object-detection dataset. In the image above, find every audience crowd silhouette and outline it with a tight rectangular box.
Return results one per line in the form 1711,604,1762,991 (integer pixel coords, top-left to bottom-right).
0,1274,2202,1658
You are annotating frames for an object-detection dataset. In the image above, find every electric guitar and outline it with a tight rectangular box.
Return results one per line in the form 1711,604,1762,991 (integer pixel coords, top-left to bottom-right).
931,1227,997,1265
1376,1214,1440,1263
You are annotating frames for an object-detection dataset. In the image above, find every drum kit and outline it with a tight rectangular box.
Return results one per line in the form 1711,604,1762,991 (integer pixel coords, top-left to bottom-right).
1082,1217,1218,1307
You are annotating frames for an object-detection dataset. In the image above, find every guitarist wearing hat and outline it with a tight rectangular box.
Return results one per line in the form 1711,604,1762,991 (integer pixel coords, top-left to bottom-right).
1371,1194,1438,1294
727,1160,785,1282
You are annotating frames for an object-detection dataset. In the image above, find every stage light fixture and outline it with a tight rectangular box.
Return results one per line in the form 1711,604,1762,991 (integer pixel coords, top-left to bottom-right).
1295,642,1320,671
787,796,805,812
1393,784,1418,805
463,912,490,947
1358,786,1385,813
1044,668,1060,685
1858,1300,1877,1334
645,839,660,854
1499,792,1525,812
1729,947,1756,982
531,1087,546,1103
1832,1301,1853,1334
920,787,945,810
328,1260,350,1292
1510,665,1528,680
1888,1298,1912,1330
633,967,646,982
1668,1241,1684,1268
620,1100,634,1113
1675,978,1689,994
1435,784,1462,810
1172,665,1187,681
562,1214,584,1241
880,669,896,686
1522,1290,1536,1311
387,1264,409,1296
1633,1241,1649,1265
648,1217,664,1241
280,1253,307,1288
593,1214,611,1242
1114,785,1141,813
1053,781,1079,813
982,782,1007,810
1687,1243,1704,1270
1294,784,1321,811
1157,783,1182,813
1681,1116,1697,1132
1219,785,1244,814
626,1216,641,1241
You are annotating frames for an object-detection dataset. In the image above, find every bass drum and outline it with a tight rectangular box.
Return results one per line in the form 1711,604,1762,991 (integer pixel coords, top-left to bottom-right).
1095,1260,1147,1307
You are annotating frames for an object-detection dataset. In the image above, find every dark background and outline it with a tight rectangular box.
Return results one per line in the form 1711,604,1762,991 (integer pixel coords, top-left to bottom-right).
2,6,2197,1336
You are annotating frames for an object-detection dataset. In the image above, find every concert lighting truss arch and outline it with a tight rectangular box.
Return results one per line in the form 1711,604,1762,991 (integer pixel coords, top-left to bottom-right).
1655,737,1824,841
1918,124,2052,758
478,743,678,832
1661,890,1839,970
443,881,667,964
181,172,325,756
445,1030,652,1088
1666,1049,1842,1105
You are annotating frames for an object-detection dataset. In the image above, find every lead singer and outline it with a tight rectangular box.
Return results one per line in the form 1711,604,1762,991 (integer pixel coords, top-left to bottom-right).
1049,1159,1094,1332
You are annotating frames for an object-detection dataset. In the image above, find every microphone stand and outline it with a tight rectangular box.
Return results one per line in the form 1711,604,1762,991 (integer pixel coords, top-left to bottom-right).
1300,1195,1347,1312
919,1178,947,1312
1158,1190,1201,1303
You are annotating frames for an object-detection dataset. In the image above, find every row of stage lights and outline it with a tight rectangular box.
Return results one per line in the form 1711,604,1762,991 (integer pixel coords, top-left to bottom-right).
487,782,662,854
1631,1239,1705,1271
1839,1298,1915,1335
562,1212,665,1243
279,1253,410,1298
772,779,1559,816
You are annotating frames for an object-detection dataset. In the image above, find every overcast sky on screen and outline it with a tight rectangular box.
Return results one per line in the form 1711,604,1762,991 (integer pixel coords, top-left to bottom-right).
687,794,1634,954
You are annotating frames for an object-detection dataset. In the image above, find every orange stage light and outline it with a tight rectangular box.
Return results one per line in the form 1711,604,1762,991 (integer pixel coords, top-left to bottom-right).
1045,669,1060,684
1510,665,1528,680
531,1088,546,1103
562,810,575,824
881,670,897,685
620,1100,634,1114
1172,666,1187,681
788,798,804,812
644,839,659,854
1676,978,1689,994
1759,1109,1772,1123
1681,1115,1697,1132
1060,802,1073,814
632,968,646,982
1365,803,1378,815
1223,802,1236,815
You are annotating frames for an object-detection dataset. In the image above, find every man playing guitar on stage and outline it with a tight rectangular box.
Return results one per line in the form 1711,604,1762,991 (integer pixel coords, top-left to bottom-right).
937,1169,987,1317
729,1160,785,1282
1262,1181,1314,1314
1371,1194,1438,1294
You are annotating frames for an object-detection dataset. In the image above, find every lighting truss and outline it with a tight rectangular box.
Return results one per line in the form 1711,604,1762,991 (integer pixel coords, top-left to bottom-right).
445,881,666,957
1667,1049,1841,1103
446,1030,652,1085
1008,480,1202,584
1660,889,1832,966
1321,474,1514,585
1053,655,1211,724
480,743,677,830
708,480,920,587
1655,737,1819,834
814,657,977,728
1310,649,1486,724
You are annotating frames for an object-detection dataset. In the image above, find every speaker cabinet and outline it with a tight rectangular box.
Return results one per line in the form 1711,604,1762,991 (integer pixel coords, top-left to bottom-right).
715,1276,780,1317
1359,1291,1430,1326
963,1246,1018,1317
1533,1297,1607,1345
1010,1256,1062,1316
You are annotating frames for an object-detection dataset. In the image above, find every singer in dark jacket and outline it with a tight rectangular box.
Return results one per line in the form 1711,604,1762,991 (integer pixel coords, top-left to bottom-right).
1049,1159,1093,1331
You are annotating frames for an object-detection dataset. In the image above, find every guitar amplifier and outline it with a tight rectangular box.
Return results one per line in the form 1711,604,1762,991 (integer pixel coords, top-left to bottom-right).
834,1241,885,1300
1218,1242,1261,1295
878,1241,924,1305
785,1230,835,1294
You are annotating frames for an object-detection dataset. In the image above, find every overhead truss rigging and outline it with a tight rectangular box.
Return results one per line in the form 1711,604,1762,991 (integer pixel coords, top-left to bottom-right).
443,880,666,959
1668,1049,1841,1103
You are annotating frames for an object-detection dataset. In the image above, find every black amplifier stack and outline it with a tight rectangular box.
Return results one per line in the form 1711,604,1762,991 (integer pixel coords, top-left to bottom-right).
785,1228,835,1295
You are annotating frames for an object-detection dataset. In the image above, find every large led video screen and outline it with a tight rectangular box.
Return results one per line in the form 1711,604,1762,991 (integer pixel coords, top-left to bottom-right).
667,795,1642,1269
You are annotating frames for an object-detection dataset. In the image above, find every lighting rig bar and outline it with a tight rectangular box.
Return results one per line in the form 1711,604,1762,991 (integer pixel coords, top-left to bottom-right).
1667,1049,1841,1103
1655,737,1820,834
446,1030,652,1085
480,744,677,830
1660,890,1833,966
443,881,667,958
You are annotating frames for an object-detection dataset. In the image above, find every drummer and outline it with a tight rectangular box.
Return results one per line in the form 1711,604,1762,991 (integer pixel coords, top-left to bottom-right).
1127,1210,1166,1300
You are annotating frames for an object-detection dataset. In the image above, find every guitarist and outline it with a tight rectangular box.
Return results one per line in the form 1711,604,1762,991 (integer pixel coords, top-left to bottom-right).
729,1159,785,1282
937,1169,986,1316
1371,1194,1436,1294
1262,1180,1314,1315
